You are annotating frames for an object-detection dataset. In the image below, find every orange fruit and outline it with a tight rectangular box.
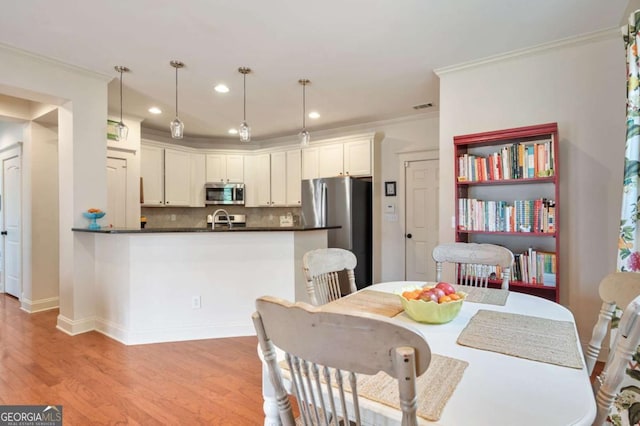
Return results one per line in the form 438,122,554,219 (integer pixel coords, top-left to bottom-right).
449,293,461,301
438,295,452,304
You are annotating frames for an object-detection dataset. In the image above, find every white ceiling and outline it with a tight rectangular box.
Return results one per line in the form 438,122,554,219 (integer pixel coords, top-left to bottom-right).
0,1,631,143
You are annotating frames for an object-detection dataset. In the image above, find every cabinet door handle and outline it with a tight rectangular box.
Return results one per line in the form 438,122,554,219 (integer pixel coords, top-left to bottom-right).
166,201,170,204
346,171,350,175
406,233,412,239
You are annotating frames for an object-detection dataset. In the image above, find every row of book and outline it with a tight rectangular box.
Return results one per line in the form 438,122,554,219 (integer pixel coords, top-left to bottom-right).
513,249,557,287
457,140,554,182
458,198,556,233
455,249,557,287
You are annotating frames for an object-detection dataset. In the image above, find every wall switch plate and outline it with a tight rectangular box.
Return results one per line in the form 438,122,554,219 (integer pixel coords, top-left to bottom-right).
451,215,456,229
385,213,398,222
192,295,201,309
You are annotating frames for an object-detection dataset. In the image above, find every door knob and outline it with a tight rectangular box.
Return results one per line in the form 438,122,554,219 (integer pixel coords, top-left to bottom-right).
406,233,412,239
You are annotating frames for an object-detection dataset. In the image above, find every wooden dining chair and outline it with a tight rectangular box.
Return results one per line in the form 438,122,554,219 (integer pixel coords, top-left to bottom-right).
252,295,431,426
432,242,514,290
303,248,357,305
585,272,640,375
593,293,640,426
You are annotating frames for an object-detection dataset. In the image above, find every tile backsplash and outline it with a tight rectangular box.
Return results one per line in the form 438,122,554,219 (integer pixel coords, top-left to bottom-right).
141,206,302,228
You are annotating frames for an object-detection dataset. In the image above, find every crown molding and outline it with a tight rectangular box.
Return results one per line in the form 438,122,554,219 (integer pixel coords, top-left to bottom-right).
435,27,619,76
0,42,111,82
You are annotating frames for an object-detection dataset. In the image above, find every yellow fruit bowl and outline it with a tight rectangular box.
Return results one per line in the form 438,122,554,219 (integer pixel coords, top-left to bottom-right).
398,289,466,324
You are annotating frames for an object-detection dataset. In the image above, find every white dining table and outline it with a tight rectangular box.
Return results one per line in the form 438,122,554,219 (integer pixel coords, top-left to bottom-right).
260,281,597,426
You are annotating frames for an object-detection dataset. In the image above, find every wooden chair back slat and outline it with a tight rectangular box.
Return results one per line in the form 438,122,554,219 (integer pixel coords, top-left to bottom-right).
593,295,640,426
585,272,640,375
253,296,431,425
433,242,514,290
303,248,358,305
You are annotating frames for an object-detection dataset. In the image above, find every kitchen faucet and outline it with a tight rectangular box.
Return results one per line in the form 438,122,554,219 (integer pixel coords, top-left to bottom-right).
211,209,232,229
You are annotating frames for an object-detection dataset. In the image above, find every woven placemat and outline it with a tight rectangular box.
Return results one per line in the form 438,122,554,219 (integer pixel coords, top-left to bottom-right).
452,284,509,306
321,290,404,318
457,309,584,369
280,354,468,421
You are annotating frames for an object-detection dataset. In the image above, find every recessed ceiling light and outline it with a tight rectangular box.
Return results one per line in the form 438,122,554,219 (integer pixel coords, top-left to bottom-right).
215,84,230,93
228,128,238,135
148,107,162,114
308,111,320,119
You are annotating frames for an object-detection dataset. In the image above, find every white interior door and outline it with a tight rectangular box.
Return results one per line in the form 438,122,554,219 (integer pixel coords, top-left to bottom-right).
405,159,439,281
107,157,127,228
2,154,21,298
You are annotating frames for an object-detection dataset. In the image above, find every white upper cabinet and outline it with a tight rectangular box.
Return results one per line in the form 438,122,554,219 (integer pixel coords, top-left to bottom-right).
206,154,244,183
301,136,372,179
190,153,206,207
246,149,302,207
164,149,191,206
302,147,319,180
254,154,272,207
286,149,302,206
141,145,164,206
141,144,206,207
343,139,371,176
270,152,287,206
318,144,344,178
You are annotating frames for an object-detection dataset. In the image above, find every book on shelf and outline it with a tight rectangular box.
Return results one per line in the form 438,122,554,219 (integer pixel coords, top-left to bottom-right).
510,249,556,287
456,139,554,182
458,197,556,233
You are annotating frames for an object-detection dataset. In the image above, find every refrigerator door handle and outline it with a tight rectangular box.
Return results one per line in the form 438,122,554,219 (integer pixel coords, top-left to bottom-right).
321,182,327,226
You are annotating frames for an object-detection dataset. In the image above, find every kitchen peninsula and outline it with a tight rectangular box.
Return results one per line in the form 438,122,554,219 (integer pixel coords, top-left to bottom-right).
73,226,335,345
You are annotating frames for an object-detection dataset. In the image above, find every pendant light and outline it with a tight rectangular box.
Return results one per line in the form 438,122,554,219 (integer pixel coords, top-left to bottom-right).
298,79,311,147
114,66,130,142
238,67,252,142
169,60,185,139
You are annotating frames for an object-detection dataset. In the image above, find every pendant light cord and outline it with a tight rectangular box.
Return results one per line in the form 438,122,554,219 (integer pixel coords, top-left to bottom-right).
175,66,179,117
243,72,247,121
119,69,124,122
302,82,306,129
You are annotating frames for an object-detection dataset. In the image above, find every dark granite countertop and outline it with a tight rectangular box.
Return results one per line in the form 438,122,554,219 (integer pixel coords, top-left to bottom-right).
72,225,340,234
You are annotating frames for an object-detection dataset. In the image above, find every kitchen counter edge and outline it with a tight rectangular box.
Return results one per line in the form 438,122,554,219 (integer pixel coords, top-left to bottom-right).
71,225,340,234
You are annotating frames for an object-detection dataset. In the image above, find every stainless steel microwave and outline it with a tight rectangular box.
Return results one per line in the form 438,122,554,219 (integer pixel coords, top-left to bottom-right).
205,183,245,205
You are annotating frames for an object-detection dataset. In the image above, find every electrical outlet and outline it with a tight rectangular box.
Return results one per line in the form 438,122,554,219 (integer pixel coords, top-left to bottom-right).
192,295,201,309
171,214,177,221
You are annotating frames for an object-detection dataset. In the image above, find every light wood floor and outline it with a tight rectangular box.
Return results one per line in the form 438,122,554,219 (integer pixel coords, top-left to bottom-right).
0,294,265,425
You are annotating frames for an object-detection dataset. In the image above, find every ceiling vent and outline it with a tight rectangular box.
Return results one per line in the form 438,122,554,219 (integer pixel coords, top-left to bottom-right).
412,102,433,110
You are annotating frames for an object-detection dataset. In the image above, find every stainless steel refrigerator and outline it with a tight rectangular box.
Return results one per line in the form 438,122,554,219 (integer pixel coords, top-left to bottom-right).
301,176,372,289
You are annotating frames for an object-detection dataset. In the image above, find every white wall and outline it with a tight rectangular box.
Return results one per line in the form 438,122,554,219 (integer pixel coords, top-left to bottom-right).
437,30,625,343
0,44,110,334
28,121,59,310
0,122,24,147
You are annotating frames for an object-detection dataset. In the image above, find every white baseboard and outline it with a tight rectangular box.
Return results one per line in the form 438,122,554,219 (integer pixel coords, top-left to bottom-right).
56,314,95,336
94,318,129,345
93,320,255,345
20,296,59,313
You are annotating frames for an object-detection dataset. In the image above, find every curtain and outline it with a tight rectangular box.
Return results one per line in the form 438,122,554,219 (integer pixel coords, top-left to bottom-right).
608,11,640,426
618,11,640,272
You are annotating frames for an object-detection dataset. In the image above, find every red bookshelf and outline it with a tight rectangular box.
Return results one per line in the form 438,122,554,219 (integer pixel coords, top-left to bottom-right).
454,123,560,302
